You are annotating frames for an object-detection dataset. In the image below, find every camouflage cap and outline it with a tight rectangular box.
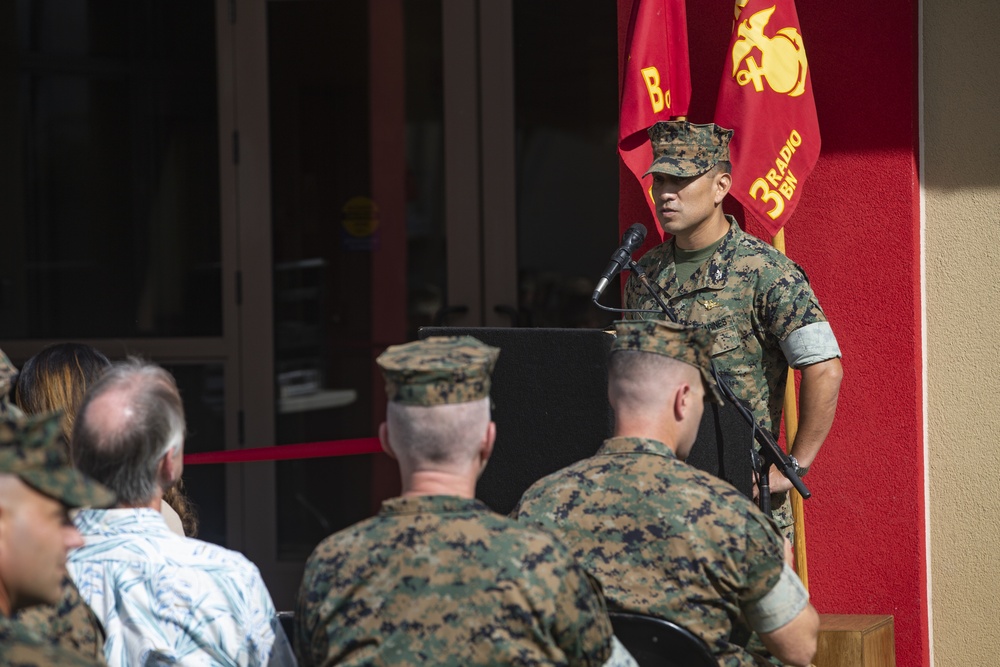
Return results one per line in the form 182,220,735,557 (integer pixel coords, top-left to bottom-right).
376,336,500,406
612,320,723,404
0,412,116,508
643,120,733,178
0,348,23,418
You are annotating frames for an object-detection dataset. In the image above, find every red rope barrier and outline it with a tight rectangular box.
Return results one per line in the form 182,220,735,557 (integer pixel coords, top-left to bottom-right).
183,437,382,465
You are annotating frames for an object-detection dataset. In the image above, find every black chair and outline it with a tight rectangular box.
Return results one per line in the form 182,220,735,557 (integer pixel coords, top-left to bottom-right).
277,611,295,641
608,612,716,667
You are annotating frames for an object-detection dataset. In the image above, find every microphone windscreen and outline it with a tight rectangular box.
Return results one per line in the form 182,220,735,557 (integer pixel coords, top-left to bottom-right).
623,222,647,252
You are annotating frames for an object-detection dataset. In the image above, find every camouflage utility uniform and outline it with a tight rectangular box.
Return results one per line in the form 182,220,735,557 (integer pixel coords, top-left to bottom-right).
624,217,829,529
0,614,104,666
296,494,614,667
15,577,107,663
0,412,115,667
515,436,788,667
0,348,109,661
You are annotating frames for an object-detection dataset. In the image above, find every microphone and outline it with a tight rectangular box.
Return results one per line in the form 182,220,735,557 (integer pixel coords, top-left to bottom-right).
592,222,647,301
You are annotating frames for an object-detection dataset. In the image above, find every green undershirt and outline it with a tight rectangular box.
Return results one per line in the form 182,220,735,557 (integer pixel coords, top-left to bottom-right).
673,236,725,286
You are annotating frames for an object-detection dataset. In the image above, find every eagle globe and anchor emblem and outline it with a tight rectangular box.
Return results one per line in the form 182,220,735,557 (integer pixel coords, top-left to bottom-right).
730,1,809,97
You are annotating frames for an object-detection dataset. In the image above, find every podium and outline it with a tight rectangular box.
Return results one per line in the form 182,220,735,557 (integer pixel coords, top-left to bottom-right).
816,615,896,667
419,327,754,514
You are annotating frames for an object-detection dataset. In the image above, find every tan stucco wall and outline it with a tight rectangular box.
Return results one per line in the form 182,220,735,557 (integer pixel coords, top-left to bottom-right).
925,2,1000,665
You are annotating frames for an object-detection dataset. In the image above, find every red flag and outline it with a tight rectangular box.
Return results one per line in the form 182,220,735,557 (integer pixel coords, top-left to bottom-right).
619,0,691,220
714,0,820,237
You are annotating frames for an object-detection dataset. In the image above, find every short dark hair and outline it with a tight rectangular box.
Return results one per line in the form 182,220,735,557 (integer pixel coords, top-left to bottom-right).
713,160,732,175
72,359,185,505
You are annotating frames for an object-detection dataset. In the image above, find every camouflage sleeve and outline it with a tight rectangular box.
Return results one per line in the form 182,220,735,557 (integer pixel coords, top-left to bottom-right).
552,564,614,666
739,509,786,607
623,271,643,314
742,562,810,633
758,263,827,343
294,559,320,667
0,617,105,667
15,576,106,662
780,321,842,367
0,643,105,666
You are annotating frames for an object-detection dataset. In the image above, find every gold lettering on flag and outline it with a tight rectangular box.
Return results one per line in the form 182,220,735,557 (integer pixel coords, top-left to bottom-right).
730,5,808,97
639,66,671,113
749,129,804,220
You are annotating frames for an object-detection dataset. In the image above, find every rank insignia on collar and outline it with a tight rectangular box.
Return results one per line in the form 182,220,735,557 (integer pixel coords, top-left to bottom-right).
701,299,721,311
714,269,723,281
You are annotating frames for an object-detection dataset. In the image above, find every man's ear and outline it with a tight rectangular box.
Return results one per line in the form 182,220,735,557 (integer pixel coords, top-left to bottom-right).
713,171,732,204
159,446,182,488
477,421,497,475
378,422,397,460
673,383,693,421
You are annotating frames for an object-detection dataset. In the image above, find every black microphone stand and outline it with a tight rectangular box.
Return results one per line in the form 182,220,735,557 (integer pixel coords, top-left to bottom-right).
594,258,810,515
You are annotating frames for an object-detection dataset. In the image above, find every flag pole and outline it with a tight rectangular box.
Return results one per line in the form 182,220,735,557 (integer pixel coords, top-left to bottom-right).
771,227,808,589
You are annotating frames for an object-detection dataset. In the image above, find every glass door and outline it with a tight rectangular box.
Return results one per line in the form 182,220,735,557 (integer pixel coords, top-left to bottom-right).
234,0,621,608
243,0,447,606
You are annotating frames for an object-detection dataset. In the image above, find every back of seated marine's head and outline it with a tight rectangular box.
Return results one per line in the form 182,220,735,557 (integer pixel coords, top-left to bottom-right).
609,320,722,459
375,335,499,472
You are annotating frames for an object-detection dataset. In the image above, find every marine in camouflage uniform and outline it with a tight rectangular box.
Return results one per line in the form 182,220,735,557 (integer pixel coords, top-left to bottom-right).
515,321,817,667
296,336,619,667
0,411,115,667
0,347,109,663
623,120,842,536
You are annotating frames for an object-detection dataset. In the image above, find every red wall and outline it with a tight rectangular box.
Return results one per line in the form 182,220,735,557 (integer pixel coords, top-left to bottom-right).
617,2,927,666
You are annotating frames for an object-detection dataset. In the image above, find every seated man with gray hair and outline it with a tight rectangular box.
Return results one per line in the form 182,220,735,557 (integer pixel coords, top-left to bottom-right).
68,359,295,667
296,336,633,667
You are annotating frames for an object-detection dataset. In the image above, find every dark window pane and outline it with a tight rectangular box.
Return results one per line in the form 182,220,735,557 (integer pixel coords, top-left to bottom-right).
1,0,221,338
268,0,443,561
513,0,621,328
